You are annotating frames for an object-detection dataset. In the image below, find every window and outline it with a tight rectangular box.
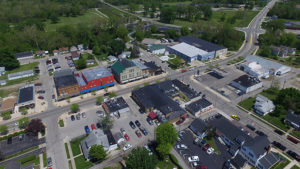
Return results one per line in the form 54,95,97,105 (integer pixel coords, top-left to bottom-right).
129,74,133,78
248,152,254,158
242,147,246,151
129,69,134,73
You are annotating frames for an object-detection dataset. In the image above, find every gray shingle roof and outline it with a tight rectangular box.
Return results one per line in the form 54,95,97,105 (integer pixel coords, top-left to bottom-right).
15,51,33,59
82,67,112,82
243,135,270,157
189,119,207,134
104,97,129,113
259,152,279,169
186,98,212,114
285,111,300,127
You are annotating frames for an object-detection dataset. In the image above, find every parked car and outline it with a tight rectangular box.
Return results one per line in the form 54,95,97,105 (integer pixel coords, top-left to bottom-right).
202,144,210,151
176,144,188,149
255,130,265,136
176,116,186,125
246,124,256,131
76,114,80,120
287,150,300,161
231,115,240,121
139,127,148,136
7,137,12,144
206,147,214,155
201,139,207,146
194,136,201,144
84,126,90,134
38,96,44,100
146,117,154,125
135,130,142,138
47,157,52,167
188,156,199,162
35,83,42,86
181,69,187,73
123,144,132,151
196,166,208,169
81,112,86,118
71,115,75,121
274,129,284,135
18,134,24,141
135,120,141,127
120,128,126,135
144,145,153,155
37,90,45,94
124,134,130,141
96,123,101,128
287,136,299,144
272,141,286,151
91,124,96,130
129,121,136,129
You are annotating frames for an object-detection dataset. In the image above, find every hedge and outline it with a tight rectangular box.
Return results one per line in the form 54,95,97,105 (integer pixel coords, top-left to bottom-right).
0,130,26,141
18,155,36,164
169,154,183,169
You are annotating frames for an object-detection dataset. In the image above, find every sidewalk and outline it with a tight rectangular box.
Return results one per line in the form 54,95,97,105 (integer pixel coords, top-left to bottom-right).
65,137,76,169
170,148,191,169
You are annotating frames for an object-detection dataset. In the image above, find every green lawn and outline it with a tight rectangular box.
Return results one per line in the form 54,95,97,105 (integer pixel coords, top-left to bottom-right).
263,114,290,132
270,160,290,169
70,135,87,156
162,1,192,6
205,137,221,154
0,165,7,169
68,160,73,169
0,88,18,98
238,97,255,110
43,152,47,167
291,165,300,169
18,154,40,167
59,119,64,127
65,143,70,159
291,131,300,140
74,155,92,169
45,10,105,32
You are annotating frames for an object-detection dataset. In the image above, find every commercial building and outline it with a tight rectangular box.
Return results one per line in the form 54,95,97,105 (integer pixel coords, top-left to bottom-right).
241,55,291,76
144,61,163,76
284,111,300,130
111,59,143,84
8,70,34,81
172,79,200,99
185,98,213,117
132,59,149,78
0,97,17,113
210,116,279,169
0,67,6,76
189,119,208,138
53,50,59,56
102,97,130,117
179,36,228,58
35,50,46,57
75,67,114,93
80,129,117,160
17,84,35,108
270,45,296,58
254,95,275,116
15,51,34,60
231,75,263,94
132,80,187,123
239,61,269,79
53,69,80,100
147,44,166,54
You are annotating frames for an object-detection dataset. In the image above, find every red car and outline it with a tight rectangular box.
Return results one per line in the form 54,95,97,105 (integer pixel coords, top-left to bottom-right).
202,144,210,151
181,69,187,73
176,117,186,125
91,124,96,130
124,134,130,141
196,166,208,169
287,136,299,144
38,96,44,100
135,130,142,138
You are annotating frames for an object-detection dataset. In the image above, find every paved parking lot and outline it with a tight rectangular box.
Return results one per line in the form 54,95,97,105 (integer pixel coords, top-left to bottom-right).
0,133,45,157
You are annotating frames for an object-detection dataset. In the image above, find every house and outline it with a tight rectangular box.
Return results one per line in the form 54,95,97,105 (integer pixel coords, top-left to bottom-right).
59,47,69,54
179,36,228,59
102,97,130,117
144,61,163,75
131,80,187,123
35,50,46,57
111,59,143,84
53,50,59,56
230,75,263,94
77,44,84,51
53,69,80,100
0,80,6,86
210,116,279,169
86,59,95,65
0,97,17,113
70,46,78,52
8,70,34,81
284,111,300,130
189,119,208,138
270,45,296,58
118,51,131,59
80,129,117,160
108,55,117,62
185,98,213,117
147,44,166,54
241,55,291,76
230,154,247,169
71,51,80,61
254,95,275,116
75,67,114,93
0,67,5,76
17,84,35,109
15,51,34,60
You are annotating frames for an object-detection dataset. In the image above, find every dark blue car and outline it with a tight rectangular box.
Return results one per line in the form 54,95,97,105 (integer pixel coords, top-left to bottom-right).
84,126,90,134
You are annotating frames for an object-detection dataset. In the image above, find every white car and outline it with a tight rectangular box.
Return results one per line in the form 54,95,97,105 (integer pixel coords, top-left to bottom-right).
144,145,153,155
193,162,200,167
206,147,214,155
120,128,126,135
123,144,132,151
176,144,188,149
188,156,199,162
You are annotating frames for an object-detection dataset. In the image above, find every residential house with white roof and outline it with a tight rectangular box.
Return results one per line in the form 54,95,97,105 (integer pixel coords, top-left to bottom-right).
254,95,275,116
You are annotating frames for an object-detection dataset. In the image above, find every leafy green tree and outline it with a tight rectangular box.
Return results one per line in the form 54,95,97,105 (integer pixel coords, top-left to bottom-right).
135,31,144,42
126,147,157,169
200,5,212,20
116,26,128,41
130,45,140,58
160,7,176,24
165,29,179,40
70,104,79,113
128,3,138,13
156,122,178,145
20,107,28,115
75,57,87,70
108,92,117,98
89,145,107,162
50,13,59,24
1,112,11,120
101,116,113,130
110,40,126,55
19,117,30,129
0,48,20,70
151,25,157,33
0,125,8,134
180,26,190,36
96,96,103,105
259,45,272,58
156,143,172,158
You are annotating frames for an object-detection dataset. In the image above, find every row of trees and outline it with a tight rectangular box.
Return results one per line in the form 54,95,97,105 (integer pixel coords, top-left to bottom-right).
0,118,44,136
268,0,300,20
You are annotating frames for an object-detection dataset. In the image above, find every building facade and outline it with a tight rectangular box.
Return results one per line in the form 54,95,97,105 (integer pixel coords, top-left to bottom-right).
231,75,263,94
8,70,34,80
111,59,143,84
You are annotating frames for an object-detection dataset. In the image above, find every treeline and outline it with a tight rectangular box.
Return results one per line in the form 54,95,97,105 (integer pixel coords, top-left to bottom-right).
106,0,188,5
268,0,300,20
258,20,300,59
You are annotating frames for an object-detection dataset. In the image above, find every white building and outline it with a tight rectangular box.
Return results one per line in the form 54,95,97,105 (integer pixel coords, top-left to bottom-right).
8,70,34,80
231,75,263,94
118,51,131,59
0,67,5,76
0,80,6,86
108,55,117,62
147,44,166,55
254,95,275,116
239,62,269,79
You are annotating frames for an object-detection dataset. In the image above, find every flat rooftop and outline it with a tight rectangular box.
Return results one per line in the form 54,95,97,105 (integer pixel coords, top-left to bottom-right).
232,74,261,88
170,43,208,58
82,67,112,82
104,97,129,113
17,84,34,104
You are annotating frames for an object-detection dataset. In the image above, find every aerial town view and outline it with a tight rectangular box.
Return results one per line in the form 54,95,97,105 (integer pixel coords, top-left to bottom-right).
0,0,300,169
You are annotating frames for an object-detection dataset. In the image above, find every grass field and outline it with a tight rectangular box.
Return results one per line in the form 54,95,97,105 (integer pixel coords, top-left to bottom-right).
59,119,65,127
263,114,290,131
162,1,192,6
70,135,87,156
74,155,92,169
98,4,136,20
238,97,255,110
43,152,47,167
18,154,40,167
291,165,300,169
65,143,70,159
45,10,105,32
291,130,300,140
0,88,18,98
